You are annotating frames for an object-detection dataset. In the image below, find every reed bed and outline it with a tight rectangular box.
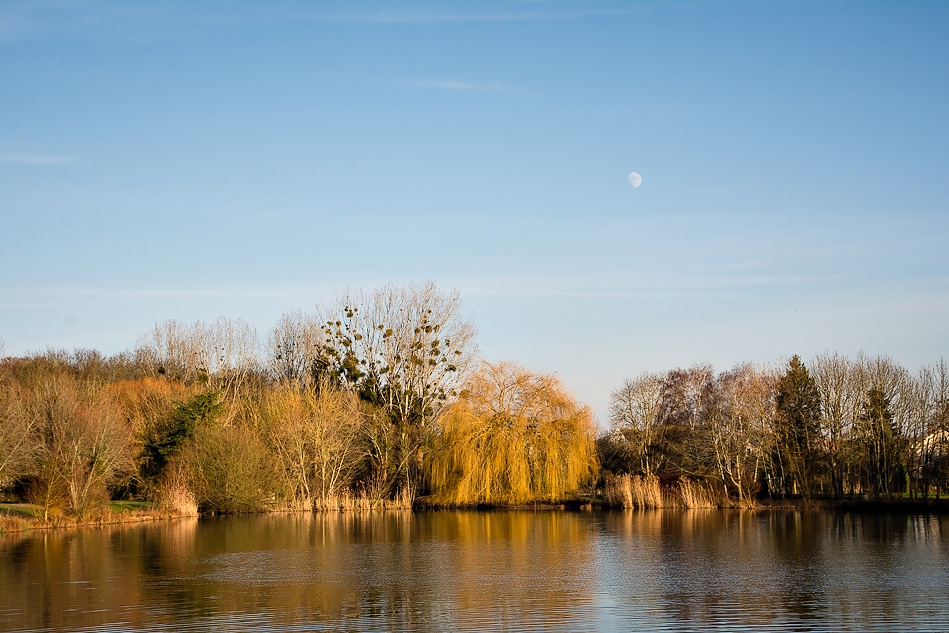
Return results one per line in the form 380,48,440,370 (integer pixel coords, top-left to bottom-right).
0,513,29,535
155,465,200,516
157,482,199,517
603,474,724,509
676,478,721,508
603,474,664,509
312,487,415,512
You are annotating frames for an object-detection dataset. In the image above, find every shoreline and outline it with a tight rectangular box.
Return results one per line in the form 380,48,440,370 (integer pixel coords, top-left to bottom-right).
0,503,195,535
5,496,949,535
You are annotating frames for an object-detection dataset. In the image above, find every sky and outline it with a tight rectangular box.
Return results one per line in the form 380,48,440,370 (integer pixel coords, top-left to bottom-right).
2,0,948,424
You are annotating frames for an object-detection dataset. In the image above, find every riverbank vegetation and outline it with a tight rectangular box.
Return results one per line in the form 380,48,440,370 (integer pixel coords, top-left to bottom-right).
2,282,947,527
601,354,949,507
0,283,597,524
429,361,598,506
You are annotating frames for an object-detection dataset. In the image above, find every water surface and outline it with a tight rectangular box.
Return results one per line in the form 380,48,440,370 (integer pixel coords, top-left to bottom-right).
2,510,947,632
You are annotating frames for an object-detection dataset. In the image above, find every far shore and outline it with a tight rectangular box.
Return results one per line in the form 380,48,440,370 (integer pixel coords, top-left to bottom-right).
4,496,949,536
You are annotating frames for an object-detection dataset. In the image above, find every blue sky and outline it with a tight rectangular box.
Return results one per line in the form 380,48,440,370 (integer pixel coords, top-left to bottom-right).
2,0,948,423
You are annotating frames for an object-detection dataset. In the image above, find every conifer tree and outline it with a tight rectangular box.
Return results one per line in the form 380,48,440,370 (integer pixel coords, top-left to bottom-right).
774,356,822,500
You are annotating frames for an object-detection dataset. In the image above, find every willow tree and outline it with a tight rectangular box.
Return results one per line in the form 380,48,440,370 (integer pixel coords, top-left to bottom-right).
429,361,598,506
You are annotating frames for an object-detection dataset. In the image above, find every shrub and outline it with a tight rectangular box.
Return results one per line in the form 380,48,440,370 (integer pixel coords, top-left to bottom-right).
178,423,283,513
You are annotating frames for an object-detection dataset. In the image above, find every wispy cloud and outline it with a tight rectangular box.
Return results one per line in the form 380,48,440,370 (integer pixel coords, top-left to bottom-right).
409,79,529,95
288,5,642,25
0,1,165,45
454,269,848,301
0,2,647,46
0,153,78,165
1,283,335,302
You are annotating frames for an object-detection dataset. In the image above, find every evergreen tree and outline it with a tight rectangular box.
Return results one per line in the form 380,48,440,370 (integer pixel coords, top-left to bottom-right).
859,388,902,499
141,390,223,482
774,356,822,500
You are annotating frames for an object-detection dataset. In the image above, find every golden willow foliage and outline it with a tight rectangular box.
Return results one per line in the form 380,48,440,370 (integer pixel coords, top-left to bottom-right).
429,362,599,506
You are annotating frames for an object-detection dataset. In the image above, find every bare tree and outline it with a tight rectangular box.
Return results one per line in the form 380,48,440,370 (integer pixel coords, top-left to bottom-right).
314,282,477,421
657,364,716,479
22,373,136,518
312,282,478,498
608,371,666,477
855,355,910,499
267,310,321,386
177,420,281,514
920,358,949,498
207,317,261,398
812,352,856,498
136,319,204,382
263,382,366,507
0,371,36,490
136,317,260,399
901,367,930,498
707,364,776,505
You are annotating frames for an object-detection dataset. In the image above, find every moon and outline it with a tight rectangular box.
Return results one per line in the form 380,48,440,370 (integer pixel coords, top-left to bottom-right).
627,171,642,188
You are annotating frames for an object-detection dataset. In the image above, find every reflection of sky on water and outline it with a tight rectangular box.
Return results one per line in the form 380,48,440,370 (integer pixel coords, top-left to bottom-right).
592,511,949,632
1,511,947,632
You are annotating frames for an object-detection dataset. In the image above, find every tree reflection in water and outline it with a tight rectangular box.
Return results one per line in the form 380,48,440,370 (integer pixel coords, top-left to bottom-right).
1,510,947,632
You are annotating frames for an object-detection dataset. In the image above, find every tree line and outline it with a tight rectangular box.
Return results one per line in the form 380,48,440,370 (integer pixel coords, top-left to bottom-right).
601,354,949,505
0,283,598,517
1,282,946,518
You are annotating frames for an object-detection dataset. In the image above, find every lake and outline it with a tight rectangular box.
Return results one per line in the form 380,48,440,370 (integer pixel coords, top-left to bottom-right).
2,510,947,632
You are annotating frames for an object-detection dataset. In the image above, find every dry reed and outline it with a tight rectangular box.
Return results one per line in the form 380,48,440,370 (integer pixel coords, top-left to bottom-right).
0,514,28,535
604,474,725,509
676,477,721,508
156,465,199,516
603,474,665,509
312,486,415,512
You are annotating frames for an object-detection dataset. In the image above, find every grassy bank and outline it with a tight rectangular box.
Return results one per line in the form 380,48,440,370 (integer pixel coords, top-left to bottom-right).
0,501,192,534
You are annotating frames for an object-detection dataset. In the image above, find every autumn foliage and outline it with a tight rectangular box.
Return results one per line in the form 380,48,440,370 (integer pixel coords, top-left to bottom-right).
3,283,948,517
